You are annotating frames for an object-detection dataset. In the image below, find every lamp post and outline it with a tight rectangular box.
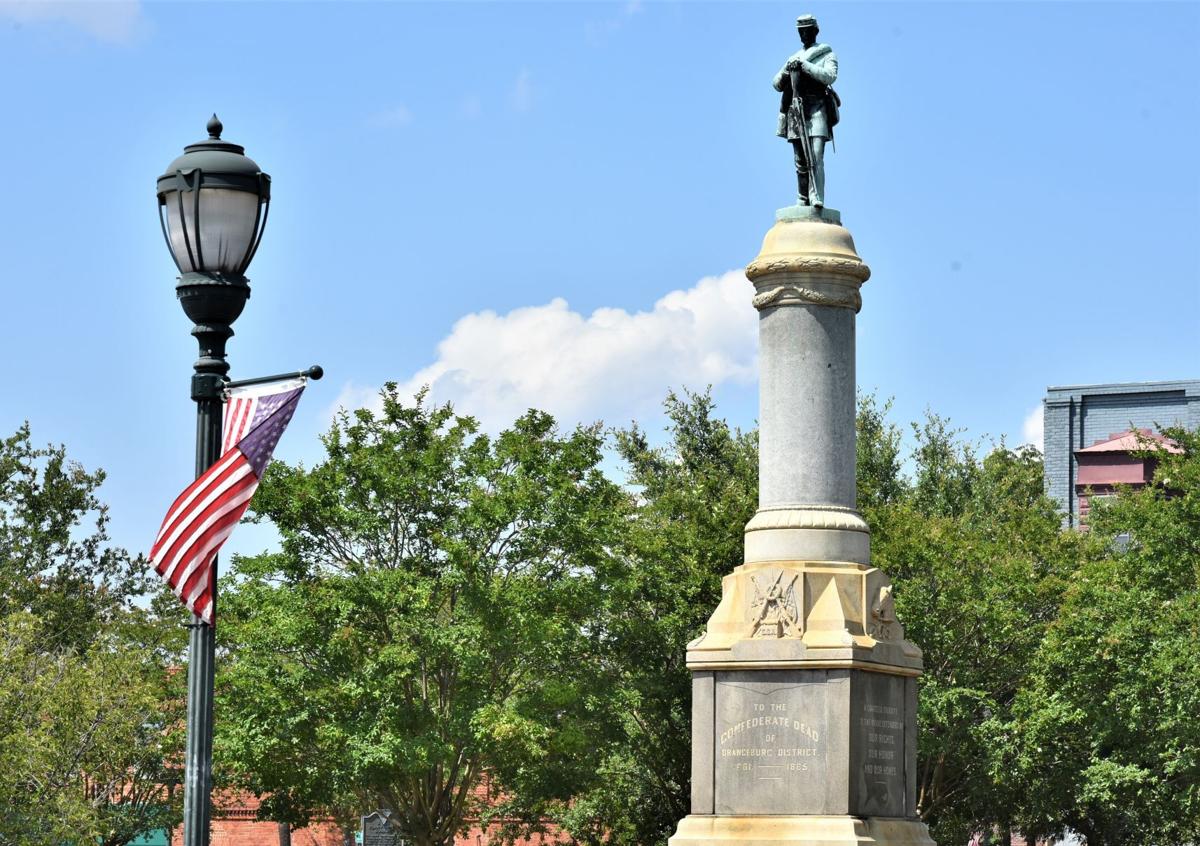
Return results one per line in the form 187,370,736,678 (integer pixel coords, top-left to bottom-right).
157,115,271,846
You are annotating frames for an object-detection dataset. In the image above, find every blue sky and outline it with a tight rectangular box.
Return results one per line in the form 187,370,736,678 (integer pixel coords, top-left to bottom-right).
0,1,1197,563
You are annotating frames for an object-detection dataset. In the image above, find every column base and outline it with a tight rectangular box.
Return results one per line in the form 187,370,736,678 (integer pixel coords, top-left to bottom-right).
744,505,871,565
669,815,935,846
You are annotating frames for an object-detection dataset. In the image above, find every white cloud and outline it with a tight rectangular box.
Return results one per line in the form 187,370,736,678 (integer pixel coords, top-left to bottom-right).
1021,403,1044,451
0,0,145,43
332,271,757,429
511,68,533,113
366,104,413,128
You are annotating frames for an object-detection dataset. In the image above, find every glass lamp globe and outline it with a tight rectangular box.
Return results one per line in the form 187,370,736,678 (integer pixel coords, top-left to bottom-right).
156,115,271,279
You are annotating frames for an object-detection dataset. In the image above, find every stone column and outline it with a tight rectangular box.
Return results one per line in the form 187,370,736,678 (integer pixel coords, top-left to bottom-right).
745,206,871,567
668,207,936,846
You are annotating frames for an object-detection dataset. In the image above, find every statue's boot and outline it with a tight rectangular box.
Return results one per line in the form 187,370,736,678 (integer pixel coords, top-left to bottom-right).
810,167,825,209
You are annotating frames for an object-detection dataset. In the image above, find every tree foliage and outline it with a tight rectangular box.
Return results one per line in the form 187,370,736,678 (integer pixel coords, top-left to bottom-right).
0,426,183,846
1008,426,1200,844
859,404,1088,844
554,390,757,845
0,424,147,652
217,387,627,846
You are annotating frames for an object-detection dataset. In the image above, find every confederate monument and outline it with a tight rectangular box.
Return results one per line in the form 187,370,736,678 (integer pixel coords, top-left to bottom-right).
668,16,936,846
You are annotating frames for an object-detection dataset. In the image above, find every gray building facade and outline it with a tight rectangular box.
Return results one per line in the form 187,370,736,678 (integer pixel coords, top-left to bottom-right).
1043,379,1200,525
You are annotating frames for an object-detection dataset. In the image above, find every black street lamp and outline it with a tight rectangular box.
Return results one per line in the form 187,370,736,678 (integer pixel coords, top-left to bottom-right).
156,115,271,846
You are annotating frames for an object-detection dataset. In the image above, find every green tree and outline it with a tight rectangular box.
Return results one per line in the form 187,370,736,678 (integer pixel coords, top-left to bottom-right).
556,390,757,846
0,609,184,846
869,423,1084,844
1010,427,1200,844
92,598,187,846
0,424,148,652
217,388,1185,846
216,387,627,846
855,392,905,515
0,426,184,846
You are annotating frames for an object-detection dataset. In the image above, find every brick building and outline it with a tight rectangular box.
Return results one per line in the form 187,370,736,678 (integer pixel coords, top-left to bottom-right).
1042,379,1200,526
145,774,568,846
164,792,344,846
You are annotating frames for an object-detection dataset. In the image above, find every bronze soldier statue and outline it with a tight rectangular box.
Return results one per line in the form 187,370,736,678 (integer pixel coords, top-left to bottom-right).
773,15,839,208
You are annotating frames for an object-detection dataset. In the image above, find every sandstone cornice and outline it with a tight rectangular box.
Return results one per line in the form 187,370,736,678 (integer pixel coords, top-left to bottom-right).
746,255,872,283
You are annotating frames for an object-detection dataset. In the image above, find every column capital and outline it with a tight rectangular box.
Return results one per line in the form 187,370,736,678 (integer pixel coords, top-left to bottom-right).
746,217,870,284
747,218,870,314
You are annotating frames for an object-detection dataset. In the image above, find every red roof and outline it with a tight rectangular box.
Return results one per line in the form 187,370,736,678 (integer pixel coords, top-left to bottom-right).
1076,428,1182,455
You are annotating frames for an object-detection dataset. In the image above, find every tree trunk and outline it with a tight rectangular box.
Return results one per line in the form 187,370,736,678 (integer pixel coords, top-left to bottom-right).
278,821,291,846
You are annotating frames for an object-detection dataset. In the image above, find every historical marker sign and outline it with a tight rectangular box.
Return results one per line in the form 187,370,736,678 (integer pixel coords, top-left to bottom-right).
361,811,402,846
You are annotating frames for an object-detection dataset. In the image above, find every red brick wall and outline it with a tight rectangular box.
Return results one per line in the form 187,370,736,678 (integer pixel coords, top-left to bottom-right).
169,792,345,846
176,785,569,846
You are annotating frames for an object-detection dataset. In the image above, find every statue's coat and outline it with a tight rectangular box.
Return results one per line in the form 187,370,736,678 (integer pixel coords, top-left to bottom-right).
773,43,839,140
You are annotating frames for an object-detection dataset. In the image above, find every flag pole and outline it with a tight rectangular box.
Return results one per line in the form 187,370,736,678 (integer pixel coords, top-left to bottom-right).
225,364,324,391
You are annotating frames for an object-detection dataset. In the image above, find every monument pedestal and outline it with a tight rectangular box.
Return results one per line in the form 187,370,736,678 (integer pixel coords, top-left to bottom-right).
669,212,934,846
671,815,935,846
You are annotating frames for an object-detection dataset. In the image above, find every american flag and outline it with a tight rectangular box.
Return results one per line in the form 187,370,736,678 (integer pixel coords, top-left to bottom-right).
149,377,306,625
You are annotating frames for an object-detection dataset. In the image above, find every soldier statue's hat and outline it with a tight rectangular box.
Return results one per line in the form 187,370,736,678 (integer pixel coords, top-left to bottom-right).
796,14,818,29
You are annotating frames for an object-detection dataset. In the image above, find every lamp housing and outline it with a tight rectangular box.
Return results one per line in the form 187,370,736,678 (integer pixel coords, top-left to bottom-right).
156,115,271,281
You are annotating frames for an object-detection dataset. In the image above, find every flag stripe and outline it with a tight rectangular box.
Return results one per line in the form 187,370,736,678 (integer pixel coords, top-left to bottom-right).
152,456,252,571
221,399,235,451
174,504,248,600
152,449,242,548
165,486,256,624
149,377,307,625
173,486,258,612
223,398,241,452
158,488,254,592
221,398,237,451
156,467,256,583
152,457,245,565
181,514,244,605
221,398,239,452
227,396,256,450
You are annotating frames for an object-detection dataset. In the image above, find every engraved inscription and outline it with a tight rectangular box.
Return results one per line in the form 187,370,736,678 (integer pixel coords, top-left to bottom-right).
720,698,819,776
851,672,907,817
713,674,830,814
859,703,900,778
719,705,821,770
